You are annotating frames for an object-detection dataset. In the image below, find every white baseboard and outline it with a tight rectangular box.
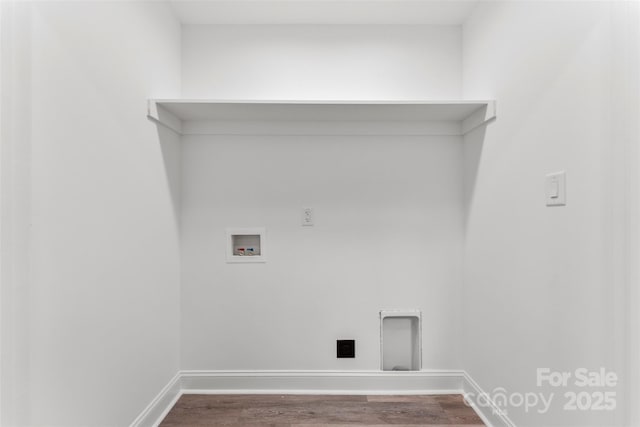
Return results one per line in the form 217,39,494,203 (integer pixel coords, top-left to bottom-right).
463,371,516,427
129,372,181,427
180,370,464,395
131,370,509,427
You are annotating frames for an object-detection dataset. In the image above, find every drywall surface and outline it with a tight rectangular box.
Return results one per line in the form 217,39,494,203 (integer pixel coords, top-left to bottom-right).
1,2,33,425
179,22,465,371
628,4,640,425
462,2,627,425
20,2,181,425
180,135,464,370
181,25,462,100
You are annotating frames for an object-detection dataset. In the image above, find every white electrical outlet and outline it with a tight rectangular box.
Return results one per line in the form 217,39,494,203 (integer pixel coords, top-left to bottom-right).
302,207,314,226
546,171,566,206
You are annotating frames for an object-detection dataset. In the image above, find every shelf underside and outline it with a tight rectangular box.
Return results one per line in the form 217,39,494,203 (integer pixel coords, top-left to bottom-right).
148,100,496,136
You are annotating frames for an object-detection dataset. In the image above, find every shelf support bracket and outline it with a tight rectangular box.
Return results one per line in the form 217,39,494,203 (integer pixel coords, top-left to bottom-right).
147,100,183,135
462,101,496,135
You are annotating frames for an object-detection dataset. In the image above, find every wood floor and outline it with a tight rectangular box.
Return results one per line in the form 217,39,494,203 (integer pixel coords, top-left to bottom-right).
159,394,485,426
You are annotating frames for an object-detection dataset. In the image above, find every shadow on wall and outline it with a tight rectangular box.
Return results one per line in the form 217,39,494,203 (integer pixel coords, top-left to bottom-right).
463,118,488,228
154,123,181,226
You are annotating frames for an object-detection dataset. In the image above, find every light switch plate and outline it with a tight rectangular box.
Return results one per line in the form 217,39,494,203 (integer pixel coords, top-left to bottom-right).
546,171,566,206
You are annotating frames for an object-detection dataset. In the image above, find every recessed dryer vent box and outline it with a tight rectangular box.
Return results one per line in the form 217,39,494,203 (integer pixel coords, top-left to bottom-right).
380,310,422,371
226,228,266,263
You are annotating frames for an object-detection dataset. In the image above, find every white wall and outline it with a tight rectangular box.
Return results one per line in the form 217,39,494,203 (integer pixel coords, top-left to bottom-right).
181,25,461,100
3,2,182,425
180,134,464,370
1,3,33,424
462,2,631,425
179,24,465,371
630,5,640,423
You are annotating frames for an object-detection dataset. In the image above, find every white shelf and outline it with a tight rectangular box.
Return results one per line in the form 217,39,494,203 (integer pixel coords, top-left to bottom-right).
147,99,496,136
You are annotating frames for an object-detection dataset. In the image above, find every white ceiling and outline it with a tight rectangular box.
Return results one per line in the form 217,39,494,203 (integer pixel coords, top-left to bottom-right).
169,1,479,25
